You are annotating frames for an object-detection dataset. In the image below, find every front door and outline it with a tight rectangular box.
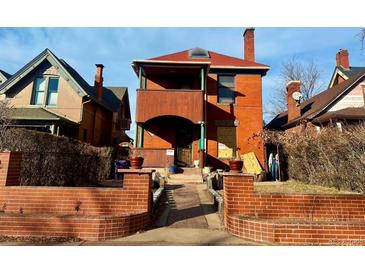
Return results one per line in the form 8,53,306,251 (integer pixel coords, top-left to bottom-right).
176,127,193,167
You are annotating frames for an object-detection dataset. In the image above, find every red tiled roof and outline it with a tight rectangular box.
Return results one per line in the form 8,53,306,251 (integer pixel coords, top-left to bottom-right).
149,49,269,68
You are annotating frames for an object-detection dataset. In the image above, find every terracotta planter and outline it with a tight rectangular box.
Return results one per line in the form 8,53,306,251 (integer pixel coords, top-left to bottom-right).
229,160,243,173
130,157,144,169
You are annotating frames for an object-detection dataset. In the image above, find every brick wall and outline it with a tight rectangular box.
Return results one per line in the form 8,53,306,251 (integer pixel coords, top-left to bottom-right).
0,153,153,241
223,173,365,245
0,152,22,186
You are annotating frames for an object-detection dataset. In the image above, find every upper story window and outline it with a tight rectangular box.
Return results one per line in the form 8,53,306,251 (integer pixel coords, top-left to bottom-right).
31,77,59,106
33,77,46,105
217,75,235,104
46,78,59,106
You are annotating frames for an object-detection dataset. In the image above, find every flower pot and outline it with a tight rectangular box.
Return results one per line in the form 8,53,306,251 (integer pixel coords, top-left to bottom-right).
229,160,243,173
130,157,144,169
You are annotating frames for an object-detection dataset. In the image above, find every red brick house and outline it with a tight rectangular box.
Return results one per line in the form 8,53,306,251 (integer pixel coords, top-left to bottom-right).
132,28,270,169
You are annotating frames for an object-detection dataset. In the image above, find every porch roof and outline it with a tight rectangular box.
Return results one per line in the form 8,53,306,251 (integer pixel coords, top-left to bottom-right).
9,107,78,124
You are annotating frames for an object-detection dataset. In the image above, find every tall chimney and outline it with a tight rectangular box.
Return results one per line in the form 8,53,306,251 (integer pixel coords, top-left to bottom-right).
243,28,255,62
336,49,349,70
287,80,301,122
94,64,104,99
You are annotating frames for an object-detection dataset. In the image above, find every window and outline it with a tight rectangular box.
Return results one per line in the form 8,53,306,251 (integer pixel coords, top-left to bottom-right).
46,78,59,106
32,77,46,105
217,126,237,158
218,75,235,104
31,77,59,106
188,48,210,58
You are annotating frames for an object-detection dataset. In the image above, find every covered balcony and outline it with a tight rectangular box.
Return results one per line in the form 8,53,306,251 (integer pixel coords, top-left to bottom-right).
133,61,209,124
136,89,204,124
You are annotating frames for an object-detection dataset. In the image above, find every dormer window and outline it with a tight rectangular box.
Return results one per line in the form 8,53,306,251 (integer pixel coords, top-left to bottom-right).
31,77,59,106
188,48,210,59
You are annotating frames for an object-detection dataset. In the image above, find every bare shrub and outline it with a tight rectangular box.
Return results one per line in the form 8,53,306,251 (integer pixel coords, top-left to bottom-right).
0,99,12,144
1,128,115,186
262,124,365,193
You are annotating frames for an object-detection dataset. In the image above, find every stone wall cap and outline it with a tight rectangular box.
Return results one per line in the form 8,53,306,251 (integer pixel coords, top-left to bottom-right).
117,169,155,174
222,172,255,177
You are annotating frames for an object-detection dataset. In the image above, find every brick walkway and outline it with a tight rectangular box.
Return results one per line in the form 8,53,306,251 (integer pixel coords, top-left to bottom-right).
165,182,210,228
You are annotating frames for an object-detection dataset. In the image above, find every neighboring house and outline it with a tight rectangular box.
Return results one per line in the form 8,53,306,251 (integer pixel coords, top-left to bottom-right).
0,69,12,85
132,28,270,169
0,48,131,146
328,49,365,88
266,49,365,132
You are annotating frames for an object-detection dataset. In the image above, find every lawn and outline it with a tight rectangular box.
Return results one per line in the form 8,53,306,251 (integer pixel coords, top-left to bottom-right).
254,180,358,195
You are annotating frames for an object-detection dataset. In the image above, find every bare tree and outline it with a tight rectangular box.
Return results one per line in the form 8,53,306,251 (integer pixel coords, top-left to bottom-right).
360,28,365,51
269,58,322,116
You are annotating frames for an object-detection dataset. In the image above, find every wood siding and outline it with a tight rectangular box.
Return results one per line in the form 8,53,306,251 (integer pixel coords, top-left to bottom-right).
136,89,204,124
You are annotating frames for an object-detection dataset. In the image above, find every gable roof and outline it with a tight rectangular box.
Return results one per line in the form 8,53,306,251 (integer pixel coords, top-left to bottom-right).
102,87,128,113
266,68,365,130
0,69,12,82
0,49,128,113
328,66,365,88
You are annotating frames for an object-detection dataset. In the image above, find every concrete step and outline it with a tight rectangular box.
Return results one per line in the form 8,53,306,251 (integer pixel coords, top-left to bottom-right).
167,174,204,184
180,168,202,175
169,174,202,179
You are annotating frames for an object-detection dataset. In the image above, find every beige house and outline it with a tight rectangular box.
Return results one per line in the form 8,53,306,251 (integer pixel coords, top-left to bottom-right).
0,48,131,146
0,69,12,85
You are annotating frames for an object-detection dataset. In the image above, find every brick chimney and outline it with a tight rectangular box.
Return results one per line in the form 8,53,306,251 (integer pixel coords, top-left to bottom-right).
336,49,349,70
94,64,104,99
243,28,255,62
287,80,301,122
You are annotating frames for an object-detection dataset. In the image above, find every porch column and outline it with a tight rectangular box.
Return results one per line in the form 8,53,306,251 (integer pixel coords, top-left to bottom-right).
200,67,205,90
139,65,143,89
199,121,205,168
200,67,207,168
138,124,144,148
133,123,138,147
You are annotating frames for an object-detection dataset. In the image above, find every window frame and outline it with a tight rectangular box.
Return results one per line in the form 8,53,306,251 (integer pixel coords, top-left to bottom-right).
217,74,236,105
30,76,60,106
46,77,60,106
216,125,237,159
31,77,47,106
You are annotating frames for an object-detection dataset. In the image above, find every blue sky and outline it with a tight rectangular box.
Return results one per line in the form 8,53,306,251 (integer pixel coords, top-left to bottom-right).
0,28,364,137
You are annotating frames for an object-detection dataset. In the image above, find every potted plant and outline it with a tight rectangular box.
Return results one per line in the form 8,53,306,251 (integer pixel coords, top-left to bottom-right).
129,149,144,169
229,147,243,173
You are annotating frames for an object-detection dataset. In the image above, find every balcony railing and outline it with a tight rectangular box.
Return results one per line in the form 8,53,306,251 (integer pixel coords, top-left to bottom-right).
136,89,204,124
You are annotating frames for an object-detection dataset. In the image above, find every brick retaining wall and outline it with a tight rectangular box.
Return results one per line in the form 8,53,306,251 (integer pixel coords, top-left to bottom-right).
0,152,153,241
223,173,365,245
